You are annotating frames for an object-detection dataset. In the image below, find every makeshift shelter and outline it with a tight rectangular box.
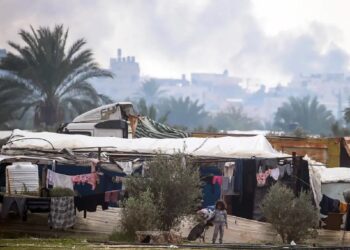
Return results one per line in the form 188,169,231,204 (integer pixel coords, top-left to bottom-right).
0,130,313,222
134,116,190,139
3,129,289,159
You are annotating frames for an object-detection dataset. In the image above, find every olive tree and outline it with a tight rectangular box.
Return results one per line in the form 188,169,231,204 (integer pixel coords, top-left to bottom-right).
261,183,318,243
123,153,202,233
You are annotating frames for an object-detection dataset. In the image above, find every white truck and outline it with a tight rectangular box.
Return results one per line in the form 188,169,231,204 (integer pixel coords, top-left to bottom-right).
57,102,136,138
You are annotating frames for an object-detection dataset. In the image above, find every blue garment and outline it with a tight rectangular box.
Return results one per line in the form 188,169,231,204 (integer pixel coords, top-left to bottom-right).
200,166,221,207
234,159,243,194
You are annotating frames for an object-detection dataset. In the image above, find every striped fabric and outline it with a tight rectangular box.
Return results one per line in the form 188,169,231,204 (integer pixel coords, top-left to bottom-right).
135,117,190,139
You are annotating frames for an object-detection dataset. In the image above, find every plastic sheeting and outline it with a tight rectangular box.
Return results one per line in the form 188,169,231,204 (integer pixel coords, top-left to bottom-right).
4,129,289,159
305,154,350,212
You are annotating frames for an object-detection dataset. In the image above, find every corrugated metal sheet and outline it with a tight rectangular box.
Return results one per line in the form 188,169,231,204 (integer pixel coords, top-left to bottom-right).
268,137,341,167
343,137,350,156
6,162,39,194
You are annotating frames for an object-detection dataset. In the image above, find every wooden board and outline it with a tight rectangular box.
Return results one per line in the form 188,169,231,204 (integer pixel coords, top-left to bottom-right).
2,207,350,246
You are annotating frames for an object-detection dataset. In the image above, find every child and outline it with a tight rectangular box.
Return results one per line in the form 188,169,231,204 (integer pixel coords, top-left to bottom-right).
212,200,228,244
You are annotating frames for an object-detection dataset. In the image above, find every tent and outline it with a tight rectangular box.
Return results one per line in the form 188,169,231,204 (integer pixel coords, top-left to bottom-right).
3,129,289,159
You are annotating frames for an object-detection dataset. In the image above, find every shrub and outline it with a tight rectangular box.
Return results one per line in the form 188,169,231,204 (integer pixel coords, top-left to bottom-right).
50,187,75,197
121,189,160,237
261,183,318,243
109,230,135,242
124,153,202,233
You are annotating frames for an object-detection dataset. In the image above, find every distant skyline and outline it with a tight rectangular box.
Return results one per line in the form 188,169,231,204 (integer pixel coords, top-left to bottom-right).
1,0,350,86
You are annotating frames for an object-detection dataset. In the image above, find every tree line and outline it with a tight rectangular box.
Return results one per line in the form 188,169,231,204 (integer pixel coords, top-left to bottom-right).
0,25,349,136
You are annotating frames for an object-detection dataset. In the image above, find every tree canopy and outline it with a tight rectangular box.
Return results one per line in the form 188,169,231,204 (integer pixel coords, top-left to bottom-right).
0,25,112,129
158,96,208,129
274,96,335,135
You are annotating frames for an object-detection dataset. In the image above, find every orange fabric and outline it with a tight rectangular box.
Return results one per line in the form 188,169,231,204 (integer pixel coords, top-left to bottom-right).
339,202,348,213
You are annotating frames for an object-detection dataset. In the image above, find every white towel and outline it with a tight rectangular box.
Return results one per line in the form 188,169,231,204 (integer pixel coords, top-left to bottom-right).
47,169,73,190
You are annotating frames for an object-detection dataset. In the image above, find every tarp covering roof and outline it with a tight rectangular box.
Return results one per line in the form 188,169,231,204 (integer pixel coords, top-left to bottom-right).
3,129,289,159
135,117,190,139
305,155,350,183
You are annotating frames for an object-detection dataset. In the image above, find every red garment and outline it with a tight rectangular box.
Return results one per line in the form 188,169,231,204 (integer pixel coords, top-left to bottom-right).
105,191,119,203
212,176,223,186
71,173,98,190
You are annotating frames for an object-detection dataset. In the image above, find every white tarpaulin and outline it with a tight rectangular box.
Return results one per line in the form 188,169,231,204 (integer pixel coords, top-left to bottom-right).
3,129,289,159
304,154,350,211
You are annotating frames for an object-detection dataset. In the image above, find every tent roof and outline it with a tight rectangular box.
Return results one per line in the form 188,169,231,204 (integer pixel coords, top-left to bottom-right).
3,129,289,159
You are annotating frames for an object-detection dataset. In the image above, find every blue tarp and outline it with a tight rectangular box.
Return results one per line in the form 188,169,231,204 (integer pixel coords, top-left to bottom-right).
200,166,221,207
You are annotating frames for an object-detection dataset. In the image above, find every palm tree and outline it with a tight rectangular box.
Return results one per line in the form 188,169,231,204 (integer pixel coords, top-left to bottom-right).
274,96,335,135
135,98,168,123
157,97,208,129
210,106,263,131
0,78,29,129
0,25,112,129
139,79,165,103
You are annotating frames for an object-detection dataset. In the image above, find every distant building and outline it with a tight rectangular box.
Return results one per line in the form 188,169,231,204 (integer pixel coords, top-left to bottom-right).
109,48,140,85
91,49,141,101
191,70,240,87
152,74,190,86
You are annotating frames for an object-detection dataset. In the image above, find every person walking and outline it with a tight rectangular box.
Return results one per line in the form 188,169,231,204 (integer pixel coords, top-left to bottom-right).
212,200,228,244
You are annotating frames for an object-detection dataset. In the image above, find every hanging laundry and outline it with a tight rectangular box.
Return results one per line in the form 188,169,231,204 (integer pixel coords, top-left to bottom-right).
278,164,292,179
339,202,348,213
90,159,99,173
49,197,75,229
71,173,98,190
256,167,271,187
116,161,133,175
47,169,74,190
105,190,119,203
222,177,229,191
319,195,340,215
212,176,223,186
112,176,124,184
286,164,293,176
224,162,235,178
234,160,243,194
221,176,235,195
75,193,108,213
270,168,280,181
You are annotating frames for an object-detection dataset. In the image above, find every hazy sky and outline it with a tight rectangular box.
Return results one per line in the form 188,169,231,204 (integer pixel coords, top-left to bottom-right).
1,0,350,85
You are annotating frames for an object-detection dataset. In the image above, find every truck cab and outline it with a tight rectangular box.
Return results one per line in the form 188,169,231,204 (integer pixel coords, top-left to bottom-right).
57,102,135,138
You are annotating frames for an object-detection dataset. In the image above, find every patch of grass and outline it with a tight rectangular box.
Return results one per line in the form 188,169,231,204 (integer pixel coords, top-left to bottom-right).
109,230,135,243
0,238,90,249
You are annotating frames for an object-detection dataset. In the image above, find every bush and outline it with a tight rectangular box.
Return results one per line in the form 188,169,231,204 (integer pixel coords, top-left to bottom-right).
109,230,135,242
261,183,318,243
121,189,160,237
50,187,75,197
124,153,202,233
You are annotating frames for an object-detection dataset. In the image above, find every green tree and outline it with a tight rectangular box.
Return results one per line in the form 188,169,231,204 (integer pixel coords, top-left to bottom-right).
139,79,165,103
0,79,30,129
343,99,350,124
274,96,335,135
158,97,208,129
121,189,160,237
331,121,350,137
209,106,263,131
125,153,202,231
135,98,168,123
261,183,318,243
0,25,112,129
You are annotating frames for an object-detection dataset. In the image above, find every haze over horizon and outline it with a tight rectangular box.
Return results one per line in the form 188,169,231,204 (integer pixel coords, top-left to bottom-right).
1,0,350,87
